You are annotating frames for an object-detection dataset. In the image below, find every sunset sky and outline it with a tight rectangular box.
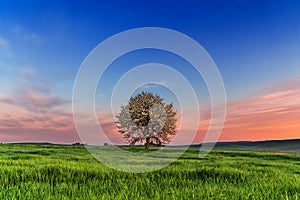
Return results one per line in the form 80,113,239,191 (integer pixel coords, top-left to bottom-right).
0,0,300,144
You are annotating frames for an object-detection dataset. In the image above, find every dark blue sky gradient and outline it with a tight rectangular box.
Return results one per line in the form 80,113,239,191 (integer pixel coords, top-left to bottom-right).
0,0,299,100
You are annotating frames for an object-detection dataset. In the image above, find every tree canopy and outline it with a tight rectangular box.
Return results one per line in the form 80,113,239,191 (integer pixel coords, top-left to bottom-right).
116,92,177,149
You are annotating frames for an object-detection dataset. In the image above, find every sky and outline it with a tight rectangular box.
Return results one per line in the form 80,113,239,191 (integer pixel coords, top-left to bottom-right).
0,0,299,144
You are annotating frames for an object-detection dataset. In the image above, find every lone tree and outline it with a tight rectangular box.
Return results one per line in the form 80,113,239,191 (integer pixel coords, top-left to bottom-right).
116,92,177,149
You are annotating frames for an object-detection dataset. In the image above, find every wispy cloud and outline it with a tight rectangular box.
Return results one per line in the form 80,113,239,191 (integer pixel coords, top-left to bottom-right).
11,26,42,44
73,78,300,145
98,93,105,98
0,37,10,56
0,37,9,50
0,72,76,143
194,78,300,143
1,76,299,144
0,105,78,144
0,86,69,113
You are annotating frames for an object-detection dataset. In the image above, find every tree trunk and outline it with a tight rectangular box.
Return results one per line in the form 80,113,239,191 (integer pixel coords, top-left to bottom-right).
145,137,150,149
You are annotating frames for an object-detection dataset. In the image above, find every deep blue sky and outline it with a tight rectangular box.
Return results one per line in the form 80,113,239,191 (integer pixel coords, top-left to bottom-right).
1,0,299,101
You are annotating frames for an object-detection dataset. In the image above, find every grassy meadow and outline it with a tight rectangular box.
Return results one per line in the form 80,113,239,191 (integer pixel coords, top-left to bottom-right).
0,144,299,199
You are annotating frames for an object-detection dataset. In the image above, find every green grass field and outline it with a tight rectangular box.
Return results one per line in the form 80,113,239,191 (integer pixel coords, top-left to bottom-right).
0,144,299,199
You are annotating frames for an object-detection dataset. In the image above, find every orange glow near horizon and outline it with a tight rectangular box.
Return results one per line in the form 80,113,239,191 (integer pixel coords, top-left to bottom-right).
0,79,299,144
194,79,300,143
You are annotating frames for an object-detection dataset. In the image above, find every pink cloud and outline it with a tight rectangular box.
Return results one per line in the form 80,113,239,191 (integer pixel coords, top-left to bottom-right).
74,78,300,145
194,78,300,143
0,110,80,144
0,87,69,113
0,84,78,144
1,78,299,145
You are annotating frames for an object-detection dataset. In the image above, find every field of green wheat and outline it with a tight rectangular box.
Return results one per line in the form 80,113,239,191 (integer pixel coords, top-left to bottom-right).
0,144,299,199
